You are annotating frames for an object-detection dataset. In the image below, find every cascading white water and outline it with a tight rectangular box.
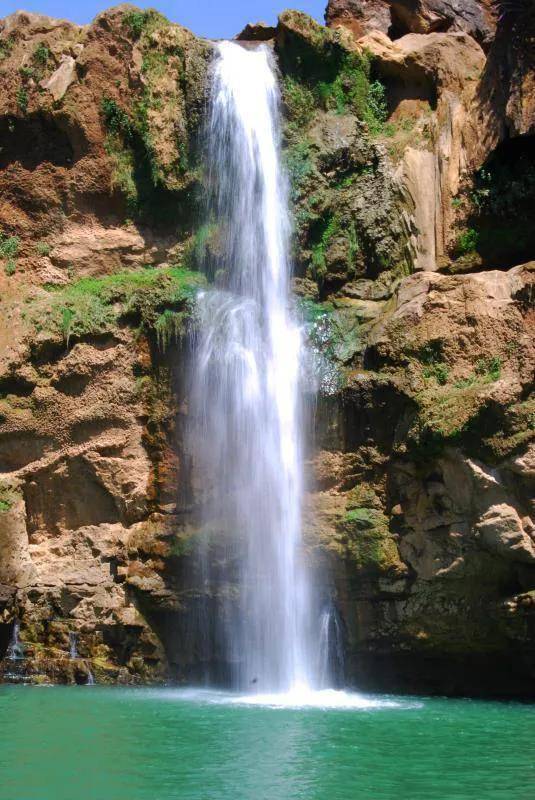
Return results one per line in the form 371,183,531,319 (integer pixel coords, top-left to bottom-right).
6,620,23,662
190,41,317,693
69,631,78,660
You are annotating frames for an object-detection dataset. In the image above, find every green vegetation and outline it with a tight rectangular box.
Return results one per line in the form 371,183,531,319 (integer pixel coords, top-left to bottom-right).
310,214,340,282
101,97,133,140
0,36,14,61
122,9,149,38
418,340,449,386
104,137,138,211
31,267,205,349
16,87,29,114
100,19,191,217
341,507,399,571
0,485,17,513
316,53,388,134
280,18,390,138
19,65,35,80
101,97,153,214
0,234,19,260
284,140,314,202
423,362,449,385
36,242,52,257
476,356,502,382
0,233,19,276
122,8,168,39
282,76,317,131
364,79,389,134
456,228,479,255
183,223,217,272
33,42,50,66
454,356,502,389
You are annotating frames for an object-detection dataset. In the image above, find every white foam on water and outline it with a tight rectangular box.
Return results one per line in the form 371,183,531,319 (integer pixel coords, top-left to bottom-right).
144,687,422,712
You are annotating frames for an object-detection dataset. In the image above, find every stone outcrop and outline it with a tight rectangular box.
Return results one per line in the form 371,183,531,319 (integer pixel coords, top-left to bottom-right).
325,0,497,47
0,4,533,696
306,262,534,695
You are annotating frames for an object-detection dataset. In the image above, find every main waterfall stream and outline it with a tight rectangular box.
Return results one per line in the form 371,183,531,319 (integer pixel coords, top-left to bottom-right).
191,41,317,694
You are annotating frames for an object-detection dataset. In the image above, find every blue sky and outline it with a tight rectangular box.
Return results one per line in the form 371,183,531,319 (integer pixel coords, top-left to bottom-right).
1,1,327,38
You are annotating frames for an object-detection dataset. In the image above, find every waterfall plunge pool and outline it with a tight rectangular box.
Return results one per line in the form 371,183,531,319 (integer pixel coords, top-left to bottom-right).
1,685,534,800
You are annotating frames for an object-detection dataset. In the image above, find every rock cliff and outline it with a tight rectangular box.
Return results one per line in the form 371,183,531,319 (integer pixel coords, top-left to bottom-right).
0,2,533,695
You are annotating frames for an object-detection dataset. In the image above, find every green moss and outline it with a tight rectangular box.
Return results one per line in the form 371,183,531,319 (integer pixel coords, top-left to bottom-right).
16,87,29,114
278,15,389,136
100,22,194,216
310,214,340,282
341,507,399,571
182,222,217,272
154,309,189,351
31,267,204,348
416,340,449,385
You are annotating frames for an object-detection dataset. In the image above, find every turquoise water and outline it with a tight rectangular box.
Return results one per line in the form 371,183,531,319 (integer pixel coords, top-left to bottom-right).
0,686,534,800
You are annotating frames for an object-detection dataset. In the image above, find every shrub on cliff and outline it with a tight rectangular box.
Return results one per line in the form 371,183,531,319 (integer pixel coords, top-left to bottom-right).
30,267,205,350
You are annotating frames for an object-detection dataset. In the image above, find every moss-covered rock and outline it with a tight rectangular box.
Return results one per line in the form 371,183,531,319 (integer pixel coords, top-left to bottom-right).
28,266,204,350
277,12,412,296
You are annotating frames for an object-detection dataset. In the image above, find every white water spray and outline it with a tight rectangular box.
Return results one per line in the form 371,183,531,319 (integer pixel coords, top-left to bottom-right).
191,42,318,692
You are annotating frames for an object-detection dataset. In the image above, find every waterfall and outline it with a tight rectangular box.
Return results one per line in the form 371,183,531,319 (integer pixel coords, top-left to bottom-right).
69,632,78,660
6,620,24,662
318,604,345,689
190,41,319,693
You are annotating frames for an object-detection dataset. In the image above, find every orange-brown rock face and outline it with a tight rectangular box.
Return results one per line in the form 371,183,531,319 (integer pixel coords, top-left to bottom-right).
325,0,497,46
320,0,534,272
0,6,210,684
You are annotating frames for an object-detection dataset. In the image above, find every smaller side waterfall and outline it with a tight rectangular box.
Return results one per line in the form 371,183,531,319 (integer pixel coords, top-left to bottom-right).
69,632,78,660
6,620,24,662
317,604,345,689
